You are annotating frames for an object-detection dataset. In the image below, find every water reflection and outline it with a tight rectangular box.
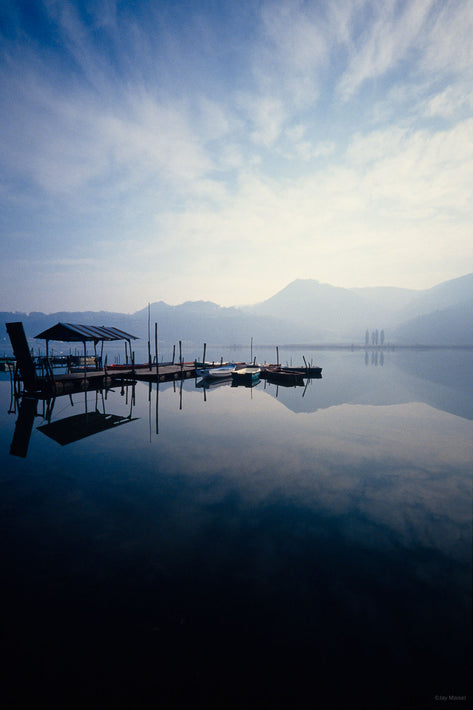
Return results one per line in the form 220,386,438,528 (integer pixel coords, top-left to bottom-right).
0,351,471,707
365,349,384,366
9,383,138,457
9,396,37,457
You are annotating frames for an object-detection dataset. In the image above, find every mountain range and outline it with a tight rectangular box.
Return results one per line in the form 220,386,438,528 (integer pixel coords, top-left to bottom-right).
2,273,472,352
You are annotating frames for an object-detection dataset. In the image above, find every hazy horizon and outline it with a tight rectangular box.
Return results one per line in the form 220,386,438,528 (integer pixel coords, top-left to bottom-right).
2,271,471,318
1,1,472,313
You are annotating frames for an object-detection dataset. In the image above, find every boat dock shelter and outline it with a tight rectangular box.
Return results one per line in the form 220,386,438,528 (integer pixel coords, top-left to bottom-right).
6,322,197,396
35,322,138,366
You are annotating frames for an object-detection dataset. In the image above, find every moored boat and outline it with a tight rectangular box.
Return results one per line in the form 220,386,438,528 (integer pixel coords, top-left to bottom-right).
276,365,322,377
0,357,16,372
68,366,102,373
231,366,261,386
263,366,305,387
199,364,236,379
263,364,322,378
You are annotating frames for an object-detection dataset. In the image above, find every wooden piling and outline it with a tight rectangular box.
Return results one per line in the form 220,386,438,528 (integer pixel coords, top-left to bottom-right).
154,323,158,377
147,303,151,369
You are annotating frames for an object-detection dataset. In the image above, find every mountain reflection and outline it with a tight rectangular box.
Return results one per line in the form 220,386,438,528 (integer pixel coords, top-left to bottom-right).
1,350,471,706
260,349,473,418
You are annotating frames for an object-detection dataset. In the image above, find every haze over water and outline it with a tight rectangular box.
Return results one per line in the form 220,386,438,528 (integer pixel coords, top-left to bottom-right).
1,348,471,708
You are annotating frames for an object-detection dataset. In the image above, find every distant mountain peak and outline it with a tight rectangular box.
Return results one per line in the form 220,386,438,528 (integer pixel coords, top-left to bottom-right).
2,272,472,349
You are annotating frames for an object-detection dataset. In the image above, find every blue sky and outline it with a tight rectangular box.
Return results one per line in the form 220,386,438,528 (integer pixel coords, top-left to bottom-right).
1,0,472,313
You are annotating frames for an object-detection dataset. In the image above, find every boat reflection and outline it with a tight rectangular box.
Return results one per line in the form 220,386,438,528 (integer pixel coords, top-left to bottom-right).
231,377,261,389
265,372,305,387
195,377,232,390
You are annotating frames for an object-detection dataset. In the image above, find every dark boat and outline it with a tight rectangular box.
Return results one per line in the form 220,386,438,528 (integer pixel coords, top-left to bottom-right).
263,367,305,387
277,365,322,378
263,364,322,378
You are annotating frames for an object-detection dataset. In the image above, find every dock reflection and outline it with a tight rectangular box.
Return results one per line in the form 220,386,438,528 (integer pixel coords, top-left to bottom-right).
9,383,138,457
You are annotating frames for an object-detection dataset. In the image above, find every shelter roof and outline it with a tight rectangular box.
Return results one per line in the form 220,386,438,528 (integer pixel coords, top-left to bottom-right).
34,322,138,342
37,412,138,445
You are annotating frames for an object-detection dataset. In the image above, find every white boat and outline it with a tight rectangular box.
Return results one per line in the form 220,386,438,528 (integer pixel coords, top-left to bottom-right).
199,364,236,379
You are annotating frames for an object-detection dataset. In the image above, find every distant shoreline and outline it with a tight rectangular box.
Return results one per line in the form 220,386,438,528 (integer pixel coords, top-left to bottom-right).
224,343,473,351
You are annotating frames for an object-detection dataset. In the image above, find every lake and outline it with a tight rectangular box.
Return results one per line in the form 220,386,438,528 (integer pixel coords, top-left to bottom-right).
1,348,471,709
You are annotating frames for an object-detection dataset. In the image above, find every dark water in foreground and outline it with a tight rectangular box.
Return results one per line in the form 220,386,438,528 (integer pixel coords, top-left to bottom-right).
1,349,471,709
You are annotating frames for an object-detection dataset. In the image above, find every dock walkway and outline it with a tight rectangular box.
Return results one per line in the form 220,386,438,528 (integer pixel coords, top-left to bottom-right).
109,364,197,382
59,363,196,386
12,364,198,397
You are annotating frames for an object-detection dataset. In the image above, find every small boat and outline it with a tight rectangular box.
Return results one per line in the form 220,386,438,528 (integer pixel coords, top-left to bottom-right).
68,366,102,373
199,364,236,379
263,366,305,387
0,357,15,372
231,366,261,386
276,365,322,378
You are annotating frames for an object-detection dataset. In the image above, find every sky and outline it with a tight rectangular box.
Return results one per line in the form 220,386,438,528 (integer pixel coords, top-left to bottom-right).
1,0,472,313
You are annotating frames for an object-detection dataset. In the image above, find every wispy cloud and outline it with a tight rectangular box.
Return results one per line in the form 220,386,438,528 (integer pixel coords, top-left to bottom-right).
0,0,472,311
336,0,436,100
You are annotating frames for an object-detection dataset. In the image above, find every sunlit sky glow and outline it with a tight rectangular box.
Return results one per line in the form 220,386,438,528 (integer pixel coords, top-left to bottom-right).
1,0,472,312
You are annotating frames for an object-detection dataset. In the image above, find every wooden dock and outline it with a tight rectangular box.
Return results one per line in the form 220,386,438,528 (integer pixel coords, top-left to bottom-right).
5,318,323,398
9,364,199,397
51,363,197,392
110,363,197,382
6,321,209,398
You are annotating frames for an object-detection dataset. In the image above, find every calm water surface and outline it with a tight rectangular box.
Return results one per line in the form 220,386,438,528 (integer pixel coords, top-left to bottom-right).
1,349,471,708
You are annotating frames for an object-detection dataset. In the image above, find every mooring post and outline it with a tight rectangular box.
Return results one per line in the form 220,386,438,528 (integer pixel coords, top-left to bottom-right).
179,341,183,374
147,303,151,370
155,323,158,378
276,346,279,366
